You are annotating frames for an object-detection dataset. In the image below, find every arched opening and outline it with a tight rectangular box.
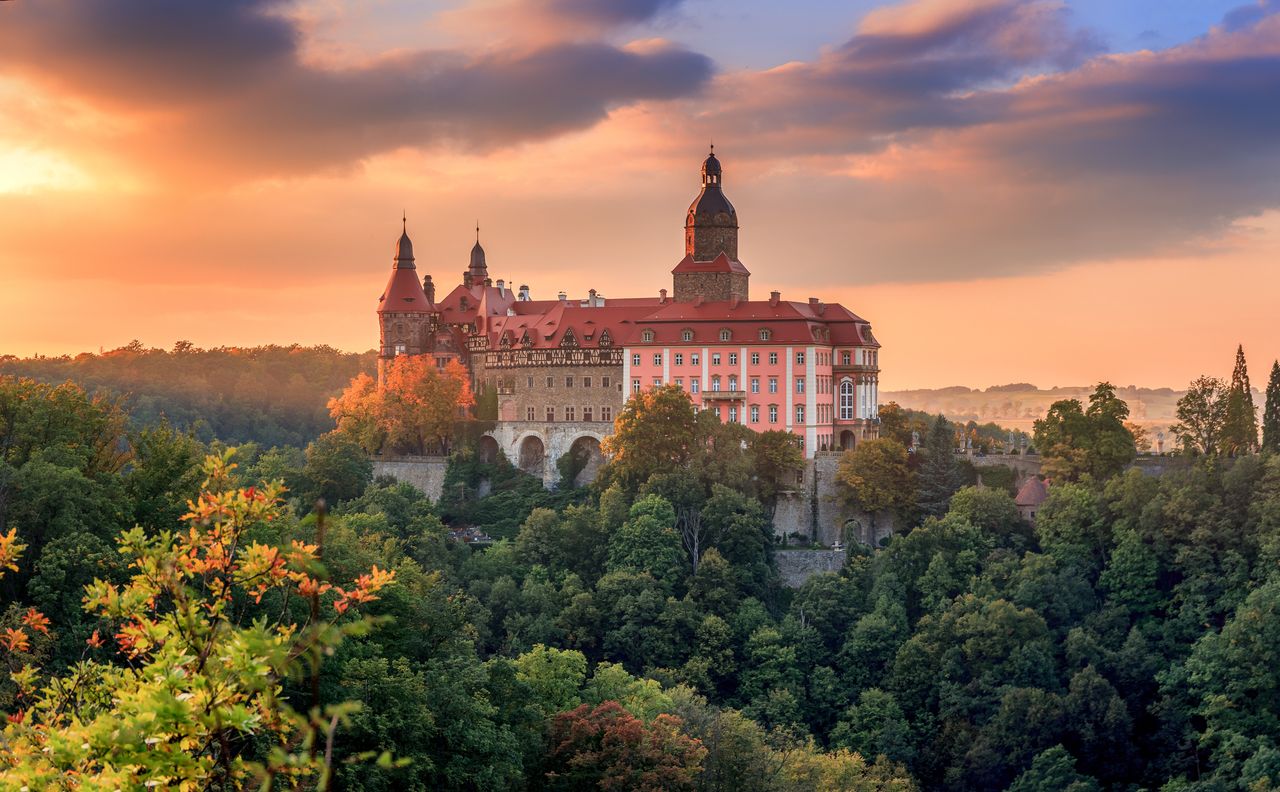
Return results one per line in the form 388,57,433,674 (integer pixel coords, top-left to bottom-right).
840,430,856,451
567,435,605,488
477,435,500,464
518,435,546,477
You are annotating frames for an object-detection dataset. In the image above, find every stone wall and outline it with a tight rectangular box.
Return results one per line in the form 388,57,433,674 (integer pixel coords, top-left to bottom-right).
486,421,610,487
770,453,895,547
371,456,449,501
776,547,848,588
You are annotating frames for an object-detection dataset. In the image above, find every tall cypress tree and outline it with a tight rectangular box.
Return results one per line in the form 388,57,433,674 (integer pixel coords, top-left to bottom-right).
1223,344,1258,455
1263,361,1280,453
916,414,962,518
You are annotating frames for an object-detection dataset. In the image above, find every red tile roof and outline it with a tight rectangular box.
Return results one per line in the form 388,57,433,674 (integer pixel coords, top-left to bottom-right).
377,267,432,314
1015,477,1050,507
671,252,751,275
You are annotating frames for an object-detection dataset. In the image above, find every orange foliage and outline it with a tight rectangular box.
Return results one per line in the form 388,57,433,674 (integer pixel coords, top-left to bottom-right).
328,354,474,456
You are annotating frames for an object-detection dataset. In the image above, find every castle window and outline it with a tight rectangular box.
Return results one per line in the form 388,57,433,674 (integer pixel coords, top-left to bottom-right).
642,329,655,343
796,378,805,394
682,329,694,342
566,376,574,387
769,352,778,365
602,406,612,421
602,377,611,388
527,376,534,388
547,376,555,388
796,352,806,365
840,379,854,420
796,405,806,423
583,377,591,388
712,353,721,366
653,378,661,387
751,353,759,365
729,375,738,391
691,353,700,366
759,329,771,341
675,378,684,389
719,329,731,342
769,377,778,393
394,343,407,356
547,406,555,421
527,407,535,421
691,380,700,394
632,353,641,366
751,406,760,423
728,353,738,365
751,378,759,393
632,379,641,393
769,405,778,423
674,353,684,366
653,353,663,366
566,406,575,421
583,407,593,422
729,407,738,423
714,407,722,419
712,376,721,392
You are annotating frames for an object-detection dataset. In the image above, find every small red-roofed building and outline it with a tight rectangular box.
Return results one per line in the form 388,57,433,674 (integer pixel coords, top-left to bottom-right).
1015,477,1050,523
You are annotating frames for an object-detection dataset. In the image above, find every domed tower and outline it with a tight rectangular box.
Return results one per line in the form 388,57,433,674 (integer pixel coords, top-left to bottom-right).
377,217,434,382
673,147,750,302
467,223,489,286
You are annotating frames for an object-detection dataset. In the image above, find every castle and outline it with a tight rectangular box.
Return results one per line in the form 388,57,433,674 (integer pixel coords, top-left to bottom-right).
375,149,881,486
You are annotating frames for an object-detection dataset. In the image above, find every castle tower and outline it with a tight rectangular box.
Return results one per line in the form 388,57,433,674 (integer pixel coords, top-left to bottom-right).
377,217,433,382
672,147,750,302
468,223,488,285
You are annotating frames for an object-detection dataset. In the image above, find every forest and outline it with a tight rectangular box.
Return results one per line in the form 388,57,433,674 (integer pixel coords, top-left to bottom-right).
2,346,1280,790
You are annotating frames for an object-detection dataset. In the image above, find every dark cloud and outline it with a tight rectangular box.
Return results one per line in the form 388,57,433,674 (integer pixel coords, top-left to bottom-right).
0,0,712,177
540,0,685,27
689,0,1280,283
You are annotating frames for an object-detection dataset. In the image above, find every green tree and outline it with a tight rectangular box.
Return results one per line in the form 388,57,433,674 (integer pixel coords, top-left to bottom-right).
750,430,806,518
877,402,913,446
916,415,962,518
607,495,685,585
1170,375,1229,455
1223,344,1259,455
836,439,914,536
304,430,374,505
1006,746,1100,792
1264,361,1280,453
832,688,916,766
602,385,697,490
513,644,587,716
1033,383,1135,481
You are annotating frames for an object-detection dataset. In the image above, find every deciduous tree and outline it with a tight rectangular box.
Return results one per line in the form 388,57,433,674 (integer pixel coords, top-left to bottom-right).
836,439,914,536
1170,376,1229,455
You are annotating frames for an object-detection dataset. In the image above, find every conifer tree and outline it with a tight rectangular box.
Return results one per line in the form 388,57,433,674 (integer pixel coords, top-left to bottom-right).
1264,361,1280,453
1223,344,1258,455
916,414,963,518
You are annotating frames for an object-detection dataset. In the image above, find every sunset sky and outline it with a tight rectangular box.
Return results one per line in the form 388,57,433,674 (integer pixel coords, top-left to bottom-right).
2,0,1279,389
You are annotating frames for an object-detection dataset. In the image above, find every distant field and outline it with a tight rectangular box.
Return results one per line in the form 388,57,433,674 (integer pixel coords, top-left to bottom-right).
882,384,1260,437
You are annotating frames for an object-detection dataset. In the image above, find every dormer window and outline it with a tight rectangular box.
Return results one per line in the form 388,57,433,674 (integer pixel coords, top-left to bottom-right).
758,328,771,341
681,329,694,342
642,329,655,343
719,329,731,342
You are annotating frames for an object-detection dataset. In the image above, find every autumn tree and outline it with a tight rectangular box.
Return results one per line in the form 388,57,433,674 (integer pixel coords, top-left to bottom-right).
329,354,474,456
0,451,396,789
877,402,913,446
1265,361,1280,453
544,701,707,791
601,384,698,490
836,438,913,537
1170,376,1229,455
1222,344,1258,455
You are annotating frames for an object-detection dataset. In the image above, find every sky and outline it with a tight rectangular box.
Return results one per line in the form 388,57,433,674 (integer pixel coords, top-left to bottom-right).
2,0,1279,389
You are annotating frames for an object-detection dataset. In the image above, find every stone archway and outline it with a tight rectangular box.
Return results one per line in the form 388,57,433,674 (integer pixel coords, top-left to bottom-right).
839,430,856,451
518,435,546,478
477,435,500,464
567,435,605,487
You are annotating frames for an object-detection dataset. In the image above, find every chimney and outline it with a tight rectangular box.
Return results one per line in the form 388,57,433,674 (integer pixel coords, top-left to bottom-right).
659,288,668,303
808,297,819,308
484,277,493,287
770,290,781,307
423,274,436,303
589,288,597,306
496,279,505,297
519,284,531,301
463,271,473,288
558,290,567,302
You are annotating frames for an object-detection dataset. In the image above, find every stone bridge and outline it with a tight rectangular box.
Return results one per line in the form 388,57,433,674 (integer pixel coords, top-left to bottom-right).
481,421,609,488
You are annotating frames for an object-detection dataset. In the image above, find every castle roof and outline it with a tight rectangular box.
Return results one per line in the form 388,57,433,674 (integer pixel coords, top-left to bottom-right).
485,302,661,350
626,298,874,346
671,252,750,275
377,266,432,314
1015,477,1050,507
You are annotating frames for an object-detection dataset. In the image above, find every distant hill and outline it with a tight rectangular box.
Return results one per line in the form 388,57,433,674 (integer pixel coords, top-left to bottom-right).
0,342,375,447
881,383,1223,440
